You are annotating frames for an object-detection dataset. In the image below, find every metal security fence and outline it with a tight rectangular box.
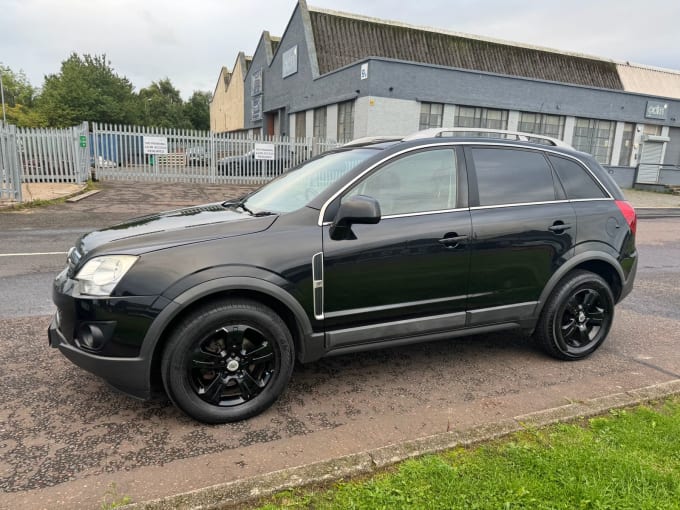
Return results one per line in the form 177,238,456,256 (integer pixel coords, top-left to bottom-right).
0,123,22,200
91,122,343,184
17,122,90,184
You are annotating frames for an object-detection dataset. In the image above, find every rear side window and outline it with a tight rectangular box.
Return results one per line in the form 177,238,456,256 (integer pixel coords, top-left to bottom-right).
471,148,556,206
549,155,607,199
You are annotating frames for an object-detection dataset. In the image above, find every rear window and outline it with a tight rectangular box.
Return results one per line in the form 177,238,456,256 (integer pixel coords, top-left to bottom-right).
471,147,556,206
549,155,606,199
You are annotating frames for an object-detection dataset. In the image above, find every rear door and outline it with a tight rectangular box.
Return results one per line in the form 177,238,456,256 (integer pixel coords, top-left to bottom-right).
465,145,576,326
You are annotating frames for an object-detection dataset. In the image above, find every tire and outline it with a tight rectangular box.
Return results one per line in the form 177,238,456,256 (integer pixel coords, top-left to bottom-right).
535,270,615,361
161,299,294,423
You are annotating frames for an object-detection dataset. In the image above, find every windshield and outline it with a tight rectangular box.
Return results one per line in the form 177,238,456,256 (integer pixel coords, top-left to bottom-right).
241,149,376,214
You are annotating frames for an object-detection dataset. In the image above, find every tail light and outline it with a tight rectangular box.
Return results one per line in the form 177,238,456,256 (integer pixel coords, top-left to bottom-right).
615,200,637,235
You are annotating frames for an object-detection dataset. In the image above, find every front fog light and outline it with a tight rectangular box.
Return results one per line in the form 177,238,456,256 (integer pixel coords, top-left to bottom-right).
75,255,138,297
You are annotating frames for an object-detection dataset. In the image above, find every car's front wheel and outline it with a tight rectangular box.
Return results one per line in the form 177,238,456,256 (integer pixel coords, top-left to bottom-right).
535,270,615,360
161,299,294,423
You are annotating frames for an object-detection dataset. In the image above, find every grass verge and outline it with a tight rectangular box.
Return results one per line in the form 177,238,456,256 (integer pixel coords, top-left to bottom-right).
257,398,680,509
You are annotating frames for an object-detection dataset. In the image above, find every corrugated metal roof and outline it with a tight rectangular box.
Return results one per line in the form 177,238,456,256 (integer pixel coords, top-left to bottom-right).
308,9,623,90
617,64,680,100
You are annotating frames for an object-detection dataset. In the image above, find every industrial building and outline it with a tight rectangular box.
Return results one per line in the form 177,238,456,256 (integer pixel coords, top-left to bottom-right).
210,0,680,187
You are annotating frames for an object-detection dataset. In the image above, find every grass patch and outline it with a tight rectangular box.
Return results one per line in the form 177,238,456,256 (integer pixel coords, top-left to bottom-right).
257,399,680,509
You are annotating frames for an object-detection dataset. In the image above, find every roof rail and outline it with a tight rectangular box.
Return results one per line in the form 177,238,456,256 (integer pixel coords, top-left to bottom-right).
402,127,571,148
343,136,403,147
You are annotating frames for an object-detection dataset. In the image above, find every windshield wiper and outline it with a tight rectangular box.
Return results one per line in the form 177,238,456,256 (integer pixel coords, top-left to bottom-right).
235,201,275,217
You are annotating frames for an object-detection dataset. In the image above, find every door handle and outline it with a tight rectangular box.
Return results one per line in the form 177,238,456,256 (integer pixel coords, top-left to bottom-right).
438,234,468,247
548,221,572,233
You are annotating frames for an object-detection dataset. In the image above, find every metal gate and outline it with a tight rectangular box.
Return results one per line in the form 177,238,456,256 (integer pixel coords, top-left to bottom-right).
636,140,665,184
0,123,22,201
17,122,90,184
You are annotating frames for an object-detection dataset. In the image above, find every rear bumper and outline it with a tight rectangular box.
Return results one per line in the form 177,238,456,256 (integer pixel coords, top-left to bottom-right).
618,252,638,303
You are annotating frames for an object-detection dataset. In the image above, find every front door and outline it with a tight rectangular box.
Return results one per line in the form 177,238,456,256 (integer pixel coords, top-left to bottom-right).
322,147,471,348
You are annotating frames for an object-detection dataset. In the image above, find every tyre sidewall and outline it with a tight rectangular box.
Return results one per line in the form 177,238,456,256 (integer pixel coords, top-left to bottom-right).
540,271,615,360
162,301,294,423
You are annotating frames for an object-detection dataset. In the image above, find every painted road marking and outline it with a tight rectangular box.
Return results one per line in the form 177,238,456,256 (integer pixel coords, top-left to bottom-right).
0,252,68,257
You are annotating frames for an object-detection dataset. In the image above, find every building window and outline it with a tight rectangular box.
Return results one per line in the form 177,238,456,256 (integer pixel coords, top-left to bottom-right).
518,112,565,140
295,111,307,140
313,106,327,138
618,123,635,166
572,118,615,165
643,124,662,136
337,100,355,141
455,106,508,130
419,102,444,130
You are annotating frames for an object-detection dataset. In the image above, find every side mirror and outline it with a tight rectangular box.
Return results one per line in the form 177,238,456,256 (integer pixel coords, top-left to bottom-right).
330,195,381,240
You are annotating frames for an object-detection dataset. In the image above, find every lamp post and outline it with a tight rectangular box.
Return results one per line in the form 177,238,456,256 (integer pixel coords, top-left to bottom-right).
0,69,7,124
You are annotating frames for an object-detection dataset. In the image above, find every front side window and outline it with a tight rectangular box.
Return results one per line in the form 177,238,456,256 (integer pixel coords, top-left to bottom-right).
419,102,444,130
456,106,508,130
471,147,556,206
346,149,457,216
572,118,614,165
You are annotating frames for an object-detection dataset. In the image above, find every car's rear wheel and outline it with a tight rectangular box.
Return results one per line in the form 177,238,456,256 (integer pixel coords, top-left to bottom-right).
535,270,614,360
161,299,294,423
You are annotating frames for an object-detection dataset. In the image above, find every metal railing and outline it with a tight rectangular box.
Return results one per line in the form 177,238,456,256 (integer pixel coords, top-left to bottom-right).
91,123,344,184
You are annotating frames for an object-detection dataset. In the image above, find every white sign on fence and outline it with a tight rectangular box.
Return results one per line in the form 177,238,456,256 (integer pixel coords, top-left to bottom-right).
254,143,275,160
143,136,168,155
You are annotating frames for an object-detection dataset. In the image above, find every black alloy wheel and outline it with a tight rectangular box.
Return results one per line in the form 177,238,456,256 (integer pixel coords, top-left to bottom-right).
162,299,294,423
189,325,275,407
536,270,615,360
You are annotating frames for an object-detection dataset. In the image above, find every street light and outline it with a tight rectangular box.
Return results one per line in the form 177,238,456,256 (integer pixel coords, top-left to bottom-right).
0,69,7,124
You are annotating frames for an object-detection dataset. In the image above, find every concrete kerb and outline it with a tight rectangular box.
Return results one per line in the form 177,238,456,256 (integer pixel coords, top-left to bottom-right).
120,379,680,510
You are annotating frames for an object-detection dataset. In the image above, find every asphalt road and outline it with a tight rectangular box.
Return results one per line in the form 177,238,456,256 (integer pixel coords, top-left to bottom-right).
1,185,679,509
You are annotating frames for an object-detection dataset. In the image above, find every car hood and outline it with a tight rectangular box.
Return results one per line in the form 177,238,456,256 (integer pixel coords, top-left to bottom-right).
76,202,277,257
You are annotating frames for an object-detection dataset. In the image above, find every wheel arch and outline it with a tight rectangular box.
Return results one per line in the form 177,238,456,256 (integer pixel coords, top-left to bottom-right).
142,277,315,393
533,252,624,327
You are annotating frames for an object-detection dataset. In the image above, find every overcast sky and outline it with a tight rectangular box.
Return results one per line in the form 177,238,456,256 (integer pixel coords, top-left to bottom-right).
2,0,679,99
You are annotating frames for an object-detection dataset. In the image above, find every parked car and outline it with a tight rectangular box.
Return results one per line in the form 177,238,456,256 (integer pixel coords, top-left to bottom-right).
186,147,209,166
217,146,291,176
49,128,637,423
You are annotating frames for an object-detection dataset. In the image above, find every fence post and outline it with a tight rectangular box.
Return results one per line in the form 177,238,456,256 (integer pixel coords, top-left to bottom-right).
8,124,22,202
210,129,216,184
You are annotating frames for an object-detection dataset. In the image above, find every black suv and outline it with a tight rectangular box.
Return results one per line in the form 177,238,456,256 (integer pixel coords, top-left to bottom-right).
49,129,638,423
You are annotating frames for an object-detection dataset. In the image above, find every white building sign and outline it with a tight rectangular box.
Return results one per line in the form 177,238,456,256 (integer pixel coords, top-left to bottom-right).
254,143,275,160
282,46,298,78
360,62,368,80
143,136,168,155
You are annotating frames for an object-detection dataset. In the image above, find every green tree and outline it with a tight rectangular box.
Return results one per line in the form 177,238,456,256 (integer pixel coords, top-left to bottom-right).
0,63,44,126
37,53,139,127
184,91,211,131
138,78,190,129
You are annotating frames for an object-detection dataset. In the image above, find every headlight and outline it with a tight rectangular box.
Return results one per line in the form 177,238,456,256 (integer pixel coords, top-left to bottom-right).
75,255,139,297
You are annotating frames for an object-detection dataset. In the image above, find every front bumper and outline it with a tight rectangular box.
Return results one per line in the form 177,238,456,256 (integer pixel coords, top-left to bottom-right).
48,270,164,400
49,317,152,399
